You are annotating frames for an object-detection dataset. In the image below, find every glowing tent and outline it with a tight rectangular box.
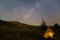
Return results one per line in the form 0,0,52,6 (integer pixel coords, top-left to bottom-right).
44,27,54,39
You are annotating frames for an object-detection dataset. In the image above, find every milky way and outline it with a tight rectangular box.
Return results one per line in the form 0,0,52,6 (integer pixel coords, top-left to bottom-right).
0,0,60,26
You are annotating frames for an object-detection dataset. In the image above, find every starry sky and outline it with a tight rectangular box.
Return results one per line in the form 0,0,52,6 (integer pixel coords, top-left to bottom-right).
0,0,60,26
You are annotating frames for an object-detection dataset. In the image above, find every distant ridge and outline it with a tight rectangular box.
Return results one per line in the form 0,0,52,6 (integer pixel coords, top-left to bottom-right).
0,19,40,31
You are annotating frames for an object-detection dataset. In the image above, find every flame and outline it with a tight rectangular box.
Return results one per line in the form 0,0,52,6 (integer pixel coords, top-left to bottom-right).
44,27,54,39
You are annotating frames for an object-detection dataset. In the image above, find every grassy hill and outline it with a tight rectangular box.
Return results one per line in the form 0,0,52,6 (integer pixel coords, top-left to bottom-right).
0,20,40,31
0,20,44,40
0,20,60,40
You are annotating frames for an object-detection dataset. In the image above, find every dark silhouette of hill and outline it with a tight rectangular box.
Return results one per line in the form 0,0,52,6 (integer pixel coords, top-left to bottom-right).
0,19,40,31
0,19,42,40
0,19,60,40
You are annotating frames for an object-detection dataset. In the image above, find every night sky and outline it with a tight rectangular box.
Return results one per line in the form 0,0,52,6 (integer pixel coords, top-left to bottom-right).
0,0,60,26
